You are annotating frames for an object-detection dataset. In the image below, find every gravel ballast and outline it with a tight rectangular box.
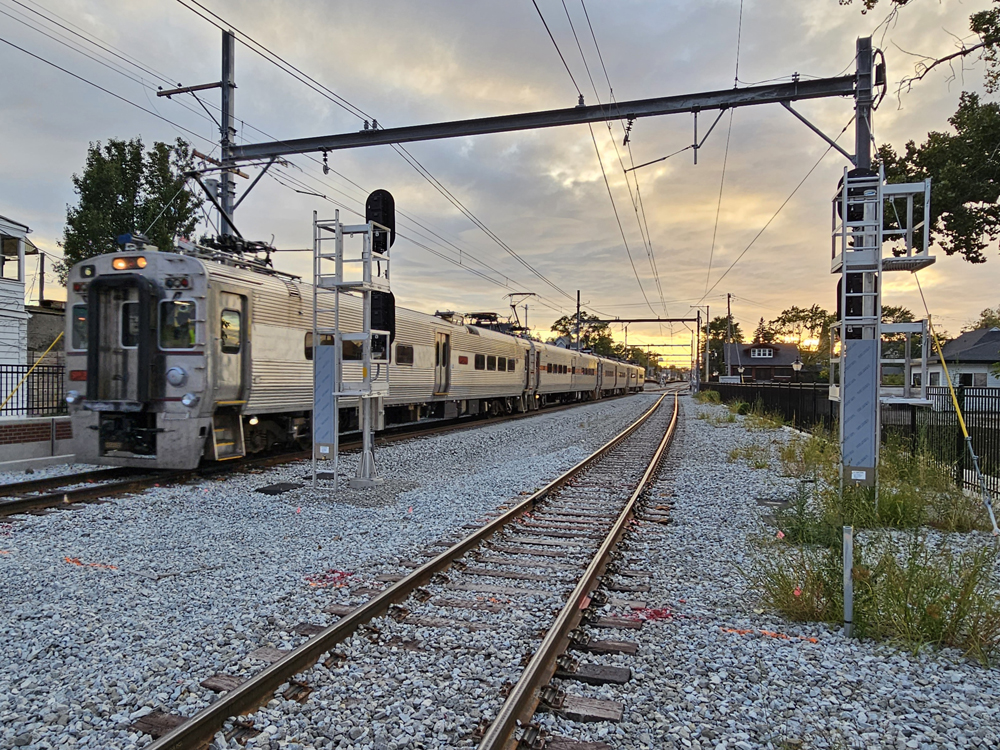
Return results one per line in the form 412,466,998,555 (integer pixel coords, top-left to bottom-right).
538,396,1000,750
0,395,657,750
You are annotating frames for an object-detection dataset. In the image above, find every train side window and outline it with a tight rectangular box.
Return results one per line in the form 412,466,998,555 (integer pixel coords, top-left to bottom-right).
120,303,138,348
159,300,196,349
487,355,496,371
508,358,515,371
546,363,552,373
343,340,363,361
304,332,334,360
498,357,507,372
396,344,414,365
475,354,485,370
71,304,88,349
220,309,241,353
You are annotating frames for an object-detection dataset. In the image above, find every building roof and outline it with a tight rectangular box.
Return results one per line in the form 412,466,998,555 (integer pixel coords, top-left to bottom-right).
724,341,801,367
939,328,1000,364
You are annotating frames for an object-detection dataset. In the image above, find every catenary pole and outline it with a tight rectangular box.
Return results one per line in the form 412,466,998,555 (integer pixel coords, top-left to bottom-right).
220,30,236,233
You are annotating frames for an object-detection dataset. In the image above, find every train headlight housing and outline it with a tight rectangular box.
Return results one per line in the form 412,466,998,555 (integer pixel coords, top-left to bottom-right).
112,256,146,271
165,367,188,387
65,390,81,405
181,392,200,407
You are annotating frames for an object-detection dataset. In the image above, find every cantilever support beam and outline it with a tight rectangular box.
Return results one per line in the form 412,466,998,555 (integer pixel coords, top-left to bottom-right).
230,76,856,161
781,101,855,165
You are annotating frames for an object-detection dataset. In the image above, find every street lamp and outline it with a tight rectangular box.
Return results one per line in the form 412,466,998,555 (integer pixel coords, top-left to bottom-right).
791,355,803,383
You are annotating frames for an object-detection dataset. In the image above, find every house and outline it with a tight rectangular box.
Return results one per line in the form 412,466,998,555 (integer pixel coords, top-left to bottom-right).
0,215,38,366
926,328,1000,388
26,300,66,365
723,342,804,382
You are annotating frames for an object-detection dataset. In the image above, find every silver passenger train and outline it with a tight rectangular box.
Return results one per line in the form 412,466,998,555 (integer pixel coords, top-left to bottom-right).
64,243,644,470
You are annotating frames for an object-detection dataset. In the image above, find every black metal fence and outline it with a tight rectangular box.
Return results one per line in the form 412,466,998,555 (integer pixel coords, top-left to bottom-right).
704,382,836,431
0,364,67,418
703,382,1000,498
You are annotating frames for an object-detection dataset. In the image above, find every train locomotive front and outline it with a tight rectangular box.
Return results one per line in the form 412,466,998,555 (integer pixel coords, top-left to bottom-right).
65,249,223,469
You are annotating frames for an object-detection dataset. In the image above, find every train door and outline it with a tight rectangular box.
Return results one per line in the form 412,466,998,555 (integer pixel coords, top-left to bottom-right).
215,292,246,404
434,332,451,394
89,280,154,403
596,362,604,392
526,344,537,391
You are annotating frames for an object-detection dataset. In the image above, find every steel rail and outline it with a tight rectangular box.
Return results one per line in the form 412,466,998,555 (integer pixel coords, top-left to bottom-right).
144,393,669,750
0,392,658,517
477,393,679,750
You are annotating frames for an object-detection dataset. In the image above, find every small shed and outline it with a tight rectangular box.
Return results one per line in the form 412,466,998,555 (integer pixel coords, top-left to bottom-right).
0,215,38,366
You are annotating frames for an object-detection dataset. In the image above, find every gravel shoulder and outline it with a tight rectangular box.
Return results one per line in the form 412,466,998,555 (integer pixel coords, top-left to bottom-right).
0,394,658,750
538,396,1000,750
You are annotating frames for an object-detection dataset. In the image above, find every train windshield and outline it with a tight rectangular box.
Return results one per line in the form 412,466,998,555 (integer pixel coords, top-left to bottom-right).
71,304,88,349
160,300,196,349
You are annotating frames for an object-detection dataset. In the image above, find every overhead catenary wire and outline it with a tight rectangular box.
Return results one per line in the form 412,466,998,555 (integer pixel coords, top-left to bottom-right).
174,0,577,305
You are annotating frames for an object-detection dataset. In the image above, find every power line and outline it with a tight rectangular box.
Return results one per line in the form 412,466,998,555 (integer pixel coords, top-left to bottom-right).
0,34,215,145
705,109,734,292
531,0,582,97
696,116,854,307
174,0,576,303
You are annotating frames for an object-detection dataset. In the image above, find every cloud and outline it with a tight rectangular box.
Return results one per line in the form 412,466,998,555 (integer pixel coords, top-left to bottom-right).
1,0,998,352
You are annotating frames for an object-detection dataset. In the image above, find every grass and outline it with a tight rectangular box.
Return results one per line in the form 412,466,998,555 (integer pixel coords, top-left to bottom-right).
693,389,721,404
750,426,1000,664
751,532,1000,663
727,442,771,469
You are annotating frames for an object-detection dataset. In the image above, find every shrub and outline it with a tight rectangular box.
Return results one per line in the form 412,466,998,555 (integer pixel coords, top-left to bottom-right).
694,389,721,404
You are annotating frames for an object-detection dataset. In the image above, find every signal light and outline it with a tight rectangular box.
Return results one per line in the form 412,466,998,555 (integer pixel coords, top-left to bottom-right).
112,256,146,270
366,189,395,254
80,265,95,278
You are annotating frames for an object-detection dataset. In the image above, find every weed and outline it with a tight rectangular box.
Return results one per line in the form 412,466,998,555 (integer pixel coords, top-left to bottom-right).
727,442,770,469
693,389,721,404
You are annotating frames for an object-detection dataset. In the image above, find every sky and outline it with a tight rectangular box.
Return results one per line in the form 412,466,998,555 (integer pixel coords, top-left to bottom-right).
1,0,998,367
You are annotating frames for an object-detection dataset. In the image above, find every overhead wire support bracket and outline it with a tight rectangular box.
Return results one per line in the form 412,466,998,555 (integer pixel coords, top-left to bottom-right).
233,157,277,210
693,108,727,165
781,101,855,165
156,80,222,97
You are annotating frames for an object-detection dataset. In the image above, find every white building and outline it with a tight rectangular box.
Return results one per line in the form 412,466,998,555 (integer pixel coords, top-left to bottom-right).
926,327,1000,388
0,215,37,366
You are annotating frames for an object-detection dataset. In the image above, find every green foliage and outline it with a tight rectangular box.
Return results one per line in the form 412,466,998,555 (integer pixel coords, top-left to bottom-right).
968,305,1000,331
752,317,775,344
752,532,1000,663
879,93,1000,264
693,389,721,404
701,315,743,376
58,138,200,281
727,442,770,468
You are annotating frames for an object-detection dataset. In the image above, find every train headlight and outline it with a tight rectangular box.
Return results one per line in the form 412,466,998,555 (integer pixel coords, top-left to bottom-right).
65,390,81,405
248,416,259,426
165,367,188,387
181,392,200,407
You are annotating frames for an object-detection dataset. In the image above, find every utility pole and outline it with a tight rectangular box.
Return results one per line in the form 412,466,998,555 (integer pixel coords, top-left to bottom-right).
705,304,711,383
523,304,528,330
855,36,872,171
220,29,237,233
576,290,581,352
694,312,701,391
725,293,732,377
38,252,44,304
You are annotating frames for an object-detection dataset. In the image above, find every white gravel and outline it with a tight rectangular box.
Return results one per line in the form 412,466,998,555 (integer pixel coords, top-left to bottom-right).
537,395,1000,750
0,462,105,491
0,394,658,750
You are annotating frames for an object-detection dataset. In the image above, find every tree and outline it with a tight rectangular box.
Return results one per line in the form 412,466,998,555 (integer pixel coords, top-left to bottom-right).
967,305,1000,330
550,312,615,355
768,305,834,345
57,137,200,281
752,317,776,344
701,315,744,376
879,94,1000,264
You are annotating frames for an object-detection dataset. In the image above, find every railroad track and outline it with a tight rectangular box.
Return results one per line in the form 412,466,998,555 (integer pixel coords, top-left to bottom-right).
140,392,678,750
0,391,668,518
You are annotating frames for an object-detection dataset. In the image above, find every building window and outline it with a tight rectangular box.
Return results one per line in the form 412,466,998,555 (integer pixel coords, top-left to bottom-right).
396,344,414,365
750,348,773,358
974,372,988,387
475,354,485,370
220,309,241,354
928,371,940,386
